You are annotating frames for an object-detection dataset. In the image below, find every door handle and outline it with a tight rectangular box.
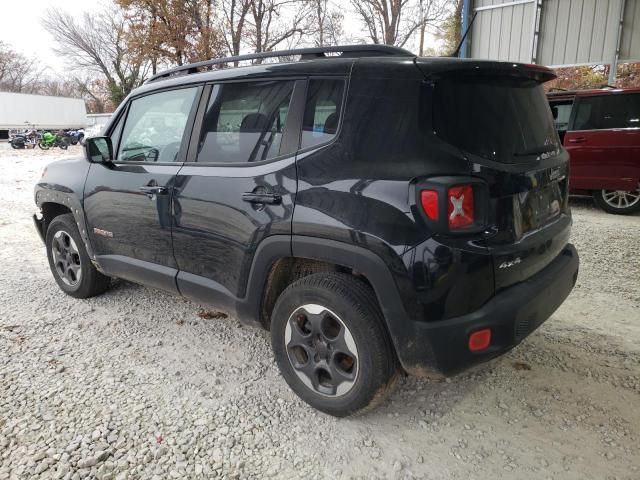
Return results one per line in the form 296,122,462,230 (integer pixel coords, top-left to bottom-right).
568,137,586,144
139,185,169,196
242,192,282,204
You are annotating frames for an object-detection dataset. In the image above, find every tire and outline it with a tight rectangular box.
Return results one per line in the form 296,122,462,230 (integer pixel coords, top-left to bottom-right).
10,141,23,149
593,186,640,215
58,140,68,150
38,141,50,150
45,214,110,298
271,272,398,417
69,137,78,145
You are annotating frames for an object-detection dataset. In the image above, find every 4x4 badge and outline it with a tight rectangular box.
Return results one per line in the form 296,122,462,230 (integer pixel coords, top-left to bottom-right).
499,257,521,269
93,227,113,238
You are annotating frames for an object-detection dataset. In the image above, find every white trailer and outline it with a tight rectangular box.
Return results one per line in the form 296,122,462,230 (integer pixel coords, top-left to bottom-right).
0,92,88,131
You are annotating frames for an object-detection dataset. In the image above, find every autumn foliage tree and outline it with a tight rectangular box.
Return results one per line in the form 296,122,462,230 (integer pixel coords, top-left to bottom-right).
116,0,226,69
546,63,640,92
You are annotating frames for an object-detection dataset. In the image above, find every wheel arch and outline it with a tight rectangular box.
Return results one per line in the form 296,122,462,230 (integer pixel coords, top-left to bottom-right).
239,235,415,370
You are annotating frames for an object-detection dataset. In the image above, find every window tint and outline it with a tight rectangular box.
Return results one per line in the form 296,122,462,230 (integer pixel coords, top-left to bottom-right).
197,81,294,163
550,101,573,132
117,87,198,162
433,76,560,162
573,93,640,130
301,80,344,149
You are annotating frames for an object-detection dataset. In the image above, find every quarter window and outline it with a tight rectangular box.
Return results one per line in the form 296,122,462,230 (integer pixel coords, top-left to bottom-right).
301,80,344,149
117,87,199,163
197,81,294,163
573,93,640,130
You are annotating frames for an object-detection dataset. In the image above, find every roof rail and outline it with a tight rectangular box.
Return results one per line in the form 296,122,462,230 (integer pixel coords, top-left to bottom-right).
146,44,415,83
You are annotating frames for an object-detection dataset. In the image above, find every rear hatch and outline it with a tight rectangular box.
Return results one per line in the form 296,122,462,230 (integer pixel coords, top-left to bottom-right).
417,59,572,291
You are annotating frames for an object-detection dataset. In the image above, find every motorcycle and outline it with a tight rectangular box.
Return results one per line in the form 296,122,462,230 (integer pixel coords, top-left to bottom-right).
38,131,68,150
65,129,85,145
10,130,39,149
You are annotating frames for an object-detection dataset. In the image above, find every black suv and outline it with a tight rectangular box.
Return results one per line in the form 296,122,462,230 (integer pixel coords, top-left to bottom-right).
34,45,579,416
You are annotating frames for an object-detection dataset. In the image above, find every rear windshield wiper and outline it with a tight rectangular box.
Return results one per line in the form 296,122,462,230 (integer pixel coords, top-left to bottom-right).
514,145,558,157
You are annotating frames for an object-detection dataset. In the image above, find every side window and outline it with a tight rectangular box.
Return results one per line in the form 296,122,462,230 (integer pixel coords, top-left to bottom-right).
117,87,198,163
549,101,573,132
197,80,294,163
301,79,345,149
574,93,640,131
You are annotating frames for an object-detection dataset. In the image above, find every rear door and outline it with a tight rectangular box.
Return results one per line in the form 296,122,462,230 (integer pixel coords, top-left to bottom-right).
565,92,640,191
427,68,571,291
171,79,303,309
84,86,201,293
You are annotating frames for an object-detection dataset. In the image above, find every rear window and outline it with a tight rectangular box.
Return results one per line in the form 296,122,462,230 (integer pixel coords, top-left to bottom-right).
433,76,560,162
573,93,640,130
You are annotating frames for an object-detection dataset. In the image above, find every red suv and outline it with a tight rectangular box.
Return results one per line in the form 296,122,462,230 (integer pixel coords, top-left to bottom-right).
548,87,640,214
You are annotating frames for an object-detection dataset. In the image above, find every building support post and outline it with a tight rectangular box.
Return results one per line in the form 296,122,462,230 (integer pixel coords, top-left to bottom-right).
608,0,626,86
530,0,543,64
460,0,472,58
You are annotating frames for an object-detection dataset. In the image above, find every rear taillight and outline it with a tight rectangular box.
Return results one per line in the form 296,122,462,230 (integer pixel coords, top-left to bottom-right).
420,190,439,221
447,185,474,229
416,177,488,234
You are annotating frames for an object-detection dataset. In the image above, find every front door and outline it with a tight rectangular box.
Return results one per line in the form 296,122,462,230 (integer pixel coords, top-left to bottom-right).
84,86,201,293
171,80,303,310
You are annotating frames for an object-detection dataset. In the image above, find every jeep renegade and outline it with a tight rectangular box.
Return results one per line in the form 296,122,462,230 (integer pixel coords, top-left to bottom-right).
34,45,579,416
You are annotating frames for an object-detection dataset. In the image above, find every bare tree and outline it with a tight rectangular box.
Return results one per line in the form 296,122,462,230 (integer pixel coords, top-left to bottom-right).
0,42,43,93
307,0,344,46
351,0,449,48
42,8,150,107
247,0,314,57
220,0,252,59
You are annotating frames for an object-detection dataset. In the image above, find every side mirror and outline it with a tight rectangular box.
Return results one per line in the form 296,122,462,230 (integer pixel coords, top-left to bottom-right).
85,136,114,163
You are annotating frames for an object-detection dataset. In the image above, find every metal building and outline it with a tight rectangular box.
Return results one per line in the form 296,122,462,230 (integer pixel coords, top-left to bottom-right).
460,0,640,83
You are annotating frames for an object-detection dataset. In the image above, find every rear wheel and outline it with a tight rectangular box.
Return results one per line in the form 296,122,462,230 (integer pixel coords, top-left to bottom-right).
46,214,110,298
38,141,50,150
271,273,397,417
593,185,640,215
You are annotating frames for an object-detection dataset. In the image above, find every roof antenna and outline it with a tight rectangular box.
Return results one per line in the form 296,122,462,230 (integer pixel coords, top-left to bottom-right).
450,11,478,58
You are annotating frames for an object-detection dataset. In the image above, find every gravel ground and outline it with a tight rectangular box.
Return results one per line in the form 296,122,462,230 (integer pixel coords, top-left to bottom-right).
1,143,639,480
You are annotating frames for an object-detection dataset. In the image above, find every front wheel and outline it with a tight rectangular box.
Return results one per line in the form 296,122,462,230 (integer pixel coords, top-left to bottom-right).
271,273,397,417
46,214,110,298
38,141,50,150
593,186,640,215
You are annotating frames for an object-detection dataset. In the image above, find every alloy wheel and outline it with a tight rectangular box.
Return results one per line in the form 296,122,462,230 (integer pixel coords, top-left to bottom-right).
51,230,82,286
601,186,640,210
285,304,359,397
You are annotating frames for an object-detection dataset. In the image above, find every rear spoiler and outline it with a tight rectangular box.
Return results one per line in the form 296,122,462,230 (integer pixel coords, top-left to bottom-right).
414,58,556,83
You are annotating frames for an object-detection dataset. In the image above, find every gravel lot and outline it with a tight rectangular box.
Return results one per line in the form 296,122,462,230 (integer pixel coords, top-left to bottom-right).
1,143,639,480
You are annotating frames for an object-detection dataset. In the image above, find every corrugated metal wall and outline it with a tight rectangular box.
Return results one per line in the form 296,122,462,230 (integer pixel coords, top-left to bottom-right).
538,0,622,66
468,0,640,66
470,0,537,63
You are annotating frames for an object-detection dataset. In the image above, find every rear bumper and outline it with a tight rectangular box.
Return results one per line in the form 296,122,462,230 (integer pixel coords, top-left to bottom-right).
401,244,579,376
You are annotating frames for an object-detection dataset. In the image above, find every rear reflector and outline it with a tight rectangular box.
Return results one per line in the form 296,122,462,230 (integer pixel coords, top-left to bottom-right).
468,329,491,352
448,185,474,229
420,190,439,220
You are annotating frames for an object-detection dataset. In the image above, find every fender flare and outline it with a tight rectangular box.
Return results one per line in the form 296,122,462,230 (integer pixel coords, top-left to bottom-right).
35,186,96,262
238,235,416,370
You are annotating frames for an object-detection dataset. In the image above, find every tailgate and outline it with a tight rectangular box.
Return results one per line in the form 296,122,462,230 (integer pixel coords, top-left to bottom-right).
420,59,572,291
